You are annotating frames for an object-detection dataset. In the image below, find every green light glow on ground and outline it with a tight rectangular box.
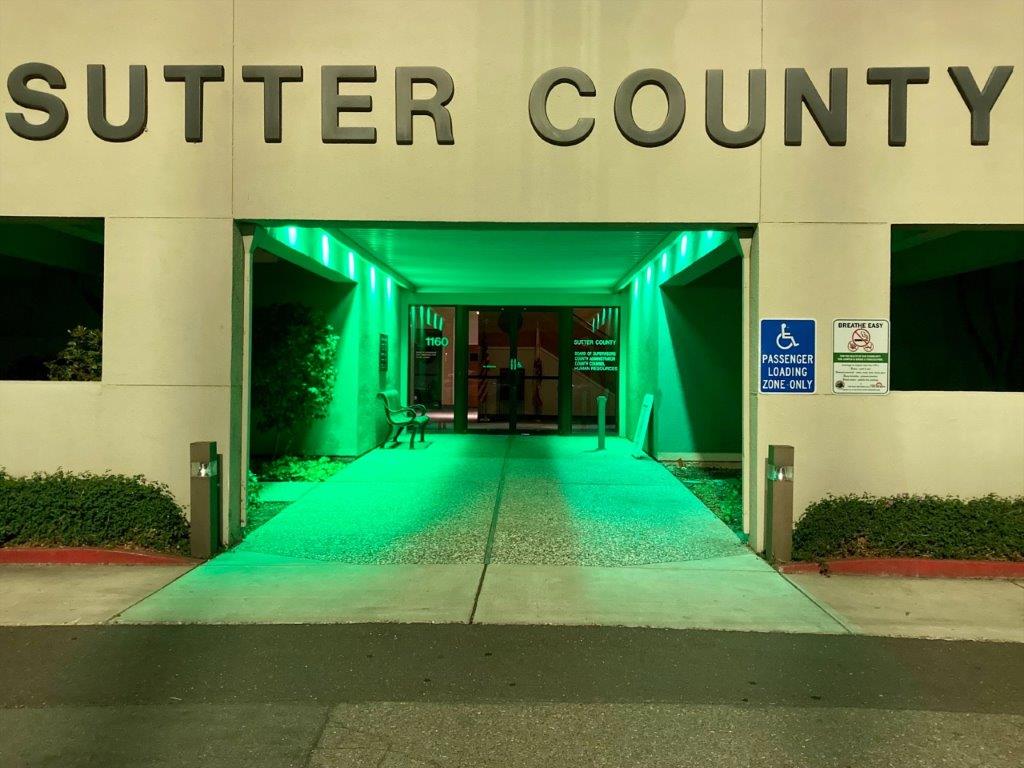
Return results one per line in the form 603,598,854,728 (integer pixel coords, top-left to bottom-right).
232,436,746,566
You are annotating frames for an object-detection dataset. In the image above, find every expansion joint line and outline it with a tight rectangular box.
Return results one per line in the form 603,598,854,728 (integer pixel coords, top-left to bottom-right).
469,437,512,624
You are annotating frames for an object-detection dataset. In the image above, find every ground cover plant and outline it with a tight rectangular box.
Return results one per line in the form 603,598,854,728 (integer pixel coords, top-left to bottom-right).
250,455,347,482
0,469,189,554
666,462,745,540
793,493,1024,561
244,471,288,534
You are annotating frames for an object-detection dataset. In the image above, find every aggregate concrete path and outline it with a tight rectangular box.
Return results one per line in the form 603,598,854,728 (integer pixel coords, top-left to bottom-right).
117,436,840,632
1,624,1022,767
239,435,746,565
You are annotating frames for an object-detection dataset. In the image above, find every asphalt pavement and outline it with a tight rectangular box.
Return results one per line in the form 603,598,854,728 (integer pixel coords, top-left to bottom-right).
1,623,1022,767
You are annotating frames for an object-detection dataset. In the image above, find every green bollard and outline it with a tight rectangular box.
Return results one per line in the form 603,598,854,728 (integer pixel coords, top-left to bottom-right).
596,395,607,450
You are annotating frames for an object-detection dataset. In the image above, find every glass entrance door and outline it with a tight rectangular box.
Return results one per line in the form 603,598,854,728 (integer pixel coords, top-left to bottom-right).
413,304,619,436
467,308,561,433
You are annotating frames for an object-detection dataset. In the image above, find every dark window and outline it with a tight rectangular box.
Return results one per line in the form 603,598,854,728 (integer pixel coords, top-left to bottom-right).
890,227,1023,392
0,219,104,381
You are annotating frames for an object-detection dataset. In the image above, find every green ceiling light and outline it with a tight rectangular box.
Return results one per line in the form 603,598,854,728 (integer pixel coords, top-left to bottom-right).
347,251,356,278
370,265,376,291
633,276,639,296
320,233,330,266
661,251,668,270
287,226,297,245
386,275,393,298
646,264,652,283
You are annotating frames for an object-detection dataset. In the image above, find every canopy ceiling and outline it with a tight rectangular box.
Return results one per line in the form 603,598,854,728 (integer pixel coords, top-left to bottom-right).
334,225,677,292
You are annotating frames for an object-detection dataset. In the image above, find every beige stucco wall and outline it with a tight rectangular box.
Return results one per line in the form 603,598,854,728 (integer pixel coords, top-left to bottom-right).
1,0,1022,550
759,392,1024,520
748,224,1024,550
0,219,242,540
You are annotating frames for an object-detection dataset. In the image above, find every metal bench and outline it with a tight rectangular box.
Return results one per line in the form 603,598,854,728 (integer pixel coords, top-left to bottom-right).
378,389,430,449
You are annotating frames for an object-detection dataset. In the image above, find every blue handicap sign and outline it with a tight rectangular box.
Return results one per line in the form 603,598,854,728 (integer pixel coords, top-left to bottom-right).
760,319,816,393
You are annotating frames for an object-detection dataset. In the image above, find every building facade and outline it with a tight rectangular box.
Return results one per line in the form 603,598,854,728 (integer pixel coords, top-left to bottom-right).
1,0,1022,552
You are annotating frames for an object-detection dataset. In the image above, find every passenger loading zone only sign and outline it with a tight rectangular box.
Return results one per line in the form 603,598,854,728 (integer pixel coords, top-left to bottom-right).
832,319,889,394
760,319,815,393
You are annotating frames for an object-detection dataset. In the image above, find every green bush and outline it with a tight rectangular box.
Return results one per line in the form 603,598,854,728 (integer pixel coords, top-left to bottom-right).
250,455,346,482
0,470,189,554
251,303,340,455
792,493,1024,561
45,326,102,381
246,469,263,508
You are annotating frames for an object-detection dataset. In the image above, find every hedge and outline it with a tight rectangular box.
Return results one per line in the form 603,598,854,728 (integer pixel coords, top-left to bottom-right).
0,469,190,555
792,493,1024,562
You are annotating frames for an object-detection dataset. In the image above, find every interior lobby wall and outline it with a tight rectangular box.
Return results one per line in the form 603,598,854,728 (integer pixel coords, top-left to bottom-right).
658,258,743,459
251,255,404,458
250,259,355,456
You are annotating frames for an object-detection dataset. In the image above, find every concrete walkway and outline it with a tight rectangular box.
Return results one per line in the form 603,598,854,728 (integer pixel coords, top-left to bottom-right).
116,436,843,633
0,565,191,626
786,573,1024,643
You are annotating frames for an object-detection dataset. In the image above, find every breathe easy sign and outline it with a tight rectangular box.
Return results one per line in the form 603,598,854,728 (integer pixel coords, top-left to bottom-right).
3,63,1015,147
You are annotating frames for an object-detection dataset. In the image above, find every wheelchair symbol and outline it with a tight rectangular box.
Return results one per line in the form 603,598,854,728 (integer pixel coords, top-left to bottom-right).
775,323,799,351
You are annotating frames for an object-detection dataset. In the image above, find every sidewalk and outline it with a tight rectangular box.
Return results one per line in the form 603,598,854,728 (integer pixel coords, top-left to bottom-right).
784,572,1024,643
112,436,844,633
1,438,1020,639
2,560,1021,642
0,565,192,626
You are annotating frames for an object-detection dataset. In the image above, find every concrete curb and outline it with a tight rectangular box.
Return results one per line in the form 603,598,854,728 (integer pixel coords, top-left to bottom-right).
0,547,199,566
778,558,1024,579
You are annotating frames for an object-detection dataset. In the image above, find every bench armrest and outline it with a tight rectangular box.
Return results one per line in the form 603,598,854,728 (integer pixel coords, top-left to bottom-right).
409,404,427,416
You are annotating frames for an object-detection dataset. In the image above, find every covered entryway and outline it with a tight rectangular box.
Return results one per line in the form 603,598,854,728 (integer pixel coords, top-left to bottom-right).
116,221,820,628
119,435,842,632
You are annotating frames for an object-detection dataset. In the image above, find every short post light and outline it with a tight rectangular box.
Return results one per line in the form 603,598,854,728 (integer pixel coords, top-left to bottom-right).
189,441,221,559
764,444,794,563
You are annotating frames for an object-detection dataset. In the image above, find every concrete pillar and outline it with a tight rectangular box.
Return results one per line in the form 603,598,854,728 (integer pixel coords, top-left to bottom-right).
102,217,242,544
750,223,890,552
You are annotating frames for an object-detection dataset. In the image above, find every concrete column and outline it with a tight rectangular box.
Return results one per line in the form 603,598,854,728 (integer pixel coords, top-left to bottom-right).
750,223,889,552
102,217,242,543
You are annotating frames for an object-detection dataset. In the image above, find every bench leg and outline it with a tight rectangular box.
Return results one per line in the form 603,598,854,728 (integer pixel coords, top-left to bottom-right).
409,426,416,449
420,424,426,442
390,425,404,446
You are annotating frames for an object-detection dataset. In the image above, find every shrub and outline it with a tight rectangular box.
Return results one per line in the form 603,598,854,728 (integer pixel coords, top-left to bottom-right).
792,493,1024,561
250,455,346,482
45,325,102,381
246,469,262,509
0,470,189,554
251,303,340,456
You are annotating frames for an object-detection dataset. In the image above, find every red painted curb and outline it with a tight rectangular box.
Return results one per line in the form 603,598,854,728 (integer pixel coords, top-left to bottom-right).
779,558,1024,579
0,547,198,566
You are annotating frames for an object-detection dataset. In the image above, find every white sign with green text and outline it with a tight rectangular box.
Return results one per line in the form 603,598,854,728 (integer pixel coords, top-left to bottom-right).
832,319,889,394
